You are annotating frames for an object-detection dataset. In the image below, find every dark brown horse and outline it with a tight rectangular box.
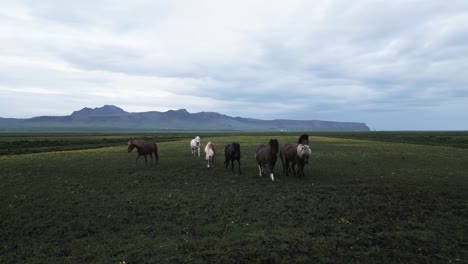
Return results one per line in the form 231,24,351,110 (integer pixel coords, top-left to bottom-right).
280,143,298,176
255,139,279,181
280,143,311,177
127,139,159,165
224,142,241,174
298,134,309,145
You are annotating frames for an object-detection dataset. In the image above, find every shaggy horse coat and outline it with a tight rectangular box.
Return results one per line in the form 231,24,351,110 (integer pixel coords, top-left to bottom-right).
280,143,298,176
255,139,279,181
280,143,311,177
224,142,241,174
295,144,312,177
128,139,159,165
204,142,216,168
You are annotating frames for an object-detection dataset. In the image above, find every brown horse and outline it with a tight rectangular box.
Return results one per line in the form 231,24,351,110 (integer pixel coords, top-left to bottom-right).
255,139,279,181
280,143,298,176
204,142,216,168
127,139,159,165
298,134,309,145
280,143,311,177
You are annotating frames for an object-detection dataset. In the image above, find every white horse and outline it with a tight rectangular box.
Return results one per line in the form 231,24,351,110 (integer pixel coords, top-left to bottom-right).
190,136,201,157
205,142,216,168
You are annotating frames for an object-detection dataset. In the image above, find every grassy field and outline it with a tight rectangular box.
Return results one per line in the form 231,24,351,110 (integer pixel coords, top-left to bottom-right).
1,132,467,263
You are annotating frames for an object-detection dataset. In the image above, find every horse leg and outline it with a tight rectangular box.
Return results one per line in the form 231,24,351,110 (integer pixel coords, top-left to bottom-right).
280,155,286,174
257,163,263,177
144,155,148,165
268,163,275,181
149,153,153,165
135,155,141,165
154,150,159,165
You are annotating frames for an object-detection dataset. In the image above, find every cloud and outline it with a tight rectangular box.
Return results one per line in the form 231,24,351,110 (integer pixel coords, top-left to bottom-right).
0,0,467,129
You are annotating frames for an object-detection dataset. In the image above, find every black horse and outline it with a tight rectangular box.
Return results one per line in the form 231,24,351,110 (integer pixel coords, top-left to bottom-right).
298,133,309,145
255,139,279,181
224,142,241,174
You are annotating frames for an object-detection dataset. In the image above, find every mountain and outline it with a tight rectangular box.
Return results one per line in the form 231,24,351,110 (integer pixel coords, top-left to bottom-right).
0,105,370,132
71,105,128,116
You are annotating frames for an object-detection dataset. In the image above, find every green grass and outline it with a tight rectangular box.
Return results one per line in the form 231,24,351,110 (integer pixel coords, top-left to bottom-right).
1,133,467,263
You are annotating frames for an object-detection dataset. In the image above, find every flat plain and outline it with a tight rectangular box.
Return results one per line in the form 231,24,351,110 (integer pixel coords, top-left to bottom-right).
1,132,467,263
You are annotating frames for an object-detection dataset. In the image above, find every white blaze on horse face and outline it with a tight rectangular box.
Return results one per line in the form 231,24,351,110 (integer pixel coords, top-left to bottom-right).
270,173,274,181
258,165,262,176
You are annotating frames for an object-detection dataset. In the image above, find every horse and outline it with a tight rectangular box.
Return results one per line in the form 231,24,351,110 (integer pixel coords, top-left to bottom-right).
255,139,279,181
280,143,297,176
224,142,241,174
298,133,309,145
280,143,311,177
127,139,159,166
204,142,216,168
190,136,201,157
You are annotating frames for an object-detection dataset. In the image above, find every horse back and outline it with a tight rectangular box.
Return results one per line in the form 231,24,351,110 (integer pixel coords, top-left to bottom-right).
226,142,240,160
255,144,269,162
281,143,298,160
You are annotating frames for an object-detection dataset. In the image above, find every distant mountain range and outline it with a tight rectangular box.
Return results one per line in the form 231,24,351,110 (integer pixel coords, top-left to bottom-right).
0,105,370,132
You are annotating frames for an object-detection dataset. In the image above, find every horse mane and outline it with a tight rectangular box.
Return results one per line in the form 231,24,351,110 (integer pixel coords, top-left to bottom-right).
132,140,143,149
297,144,311,158
206,142,215,153
232,142,240,153
268,139,279,155
298,134,309,144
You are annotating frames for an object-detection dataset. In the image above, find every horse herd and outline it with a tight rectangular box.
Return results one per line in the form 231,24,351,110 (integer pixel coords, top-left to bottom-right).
127,134,312,181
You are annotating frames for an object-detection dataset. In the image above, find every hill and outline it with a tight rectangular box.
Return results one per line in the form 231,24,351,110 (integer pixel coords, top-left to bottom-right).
0,105,370,132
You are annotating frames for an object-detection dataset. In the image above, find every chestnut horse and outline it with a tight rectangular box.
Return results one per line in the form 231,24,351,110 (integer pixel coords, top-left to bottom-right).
128,139,159,165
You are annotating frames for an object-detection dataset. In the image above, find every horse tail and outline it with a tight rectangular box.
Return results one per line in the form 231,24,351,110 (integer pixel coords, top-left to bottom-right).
153,143,159,164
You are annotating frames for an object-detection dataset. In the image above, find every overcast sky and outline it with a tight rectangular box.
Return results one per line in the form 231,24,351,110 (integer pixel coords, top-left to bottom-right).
1,0,467,130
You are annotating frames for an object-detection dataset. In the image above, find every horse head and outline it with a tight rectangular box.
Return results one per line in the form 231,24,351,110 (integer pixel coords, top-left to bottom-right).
195,136,200,147
297,144,312,164
127,140,135,152
298,134,309,145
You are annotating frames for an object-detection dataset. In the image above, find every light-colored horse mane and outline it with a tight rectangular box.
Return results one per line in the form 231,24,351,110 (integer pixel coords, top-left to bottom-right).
297,144,311,160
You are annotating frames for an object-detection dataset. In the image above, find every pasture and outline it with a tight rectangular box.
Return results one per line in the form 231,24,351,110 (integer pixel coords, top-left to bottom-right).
1,132,467,263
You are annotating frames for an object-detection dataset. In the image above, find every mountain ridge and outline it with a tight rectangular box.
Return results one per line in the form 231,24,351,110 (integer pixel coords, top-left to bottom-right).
0,105,370,132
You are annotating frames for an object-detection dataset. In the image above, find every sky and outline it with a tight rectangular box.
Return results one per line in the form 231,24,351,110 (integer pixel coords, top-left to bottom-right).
1,0,467,130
